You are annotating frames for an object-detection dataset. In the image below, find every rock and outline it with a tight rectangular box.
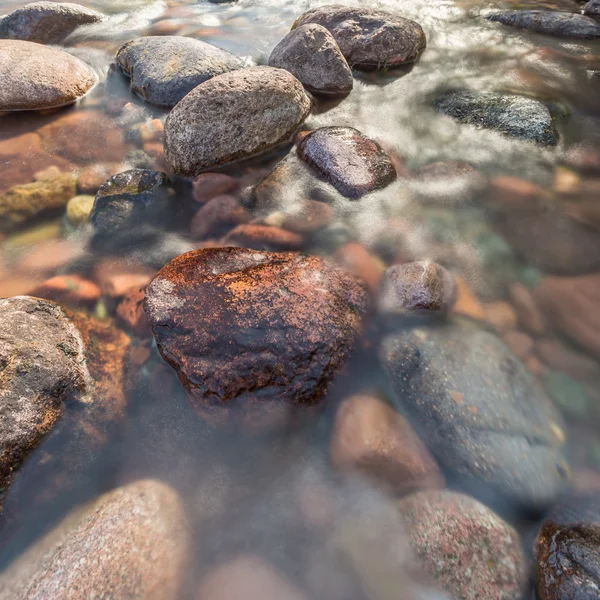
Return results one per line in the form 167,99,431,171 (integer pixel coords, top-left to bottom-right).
269,24,353,96
116,286,150,336
495,208,600,275
536,274,600,360
164,67,312,176
489,176,542,207
487,10,600,39
14,238,85,276
434,90,557,146
534,494,600,599
65,194,95,227
116,36,245,108
330,394,443,494
0,480,190,599
77,163,124,194
451,276,485,321
377,261,457,318
292,5,426,70
263,199,334,234
483,300,518,334
222,223,304,250
145,247,367,429
502,331,534,360
196,556,309,600
541,370,590,419
0,172,76,232
0,40,97,111
38,111,129,165
410,160,488,207
190,195,251,239
535,338,600,383
192,173,239,204
334,243,384,296
508,282,546,336
0,2,103,43
29,275,101,307
380,321,569,511
89,169,172,235
399,490,527,600
0,297,91,495
298,127,397,199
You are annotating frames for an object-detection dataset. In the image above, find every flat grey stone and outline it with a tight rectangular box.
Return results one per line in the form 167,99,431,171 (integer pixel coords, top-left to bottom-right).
116,36,245,108
164,66,312,176
487,10,600,39
0,1,103,44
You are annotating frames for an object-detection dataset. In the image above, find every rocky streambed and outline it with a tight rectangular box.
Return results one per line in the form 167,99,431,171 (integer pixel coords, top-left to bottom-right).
1,0,600,598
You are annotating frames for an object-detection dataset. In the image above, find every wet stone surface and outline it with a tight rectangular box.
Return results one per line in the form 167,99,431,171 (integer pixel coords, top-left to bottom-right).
487,10,600,39
380,320,570,513
292,5,426,69
145,247,367,430
434,90,558,146
297,127,397,199
117,36,245,108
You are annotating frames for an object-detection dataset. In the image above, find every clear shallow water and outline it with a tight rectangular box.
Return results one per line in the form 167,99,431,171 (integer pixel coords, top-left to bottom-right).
1,0,600,596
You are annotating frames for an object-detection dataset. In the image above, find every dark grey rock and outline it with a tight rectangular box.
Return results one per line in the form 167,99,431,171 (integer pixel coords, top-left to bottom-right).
380,321,570,512
164,66,312,176
0,480,190,599
292,5,426,70
0,39,97,111
0,1,103,44
269,24,353,97
298,126,397,198
89,169,172,235
583,0,600,17
434,90,558,146
116,36,245,108
0,296,91,495
487,10,600,39
534,494,600,600
377,261,457,318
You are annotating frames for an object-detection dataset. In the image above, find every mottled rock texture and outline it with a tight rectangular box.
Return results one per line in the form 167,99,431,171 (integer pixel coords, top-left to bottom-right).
297,127,397,198
117,36,245,108
0,2,103,43
292,5,426,69
487,10,600,39
434,90,557,146
0,40,97,110
164,67,312,176
269,24,353,96
145,247,367,429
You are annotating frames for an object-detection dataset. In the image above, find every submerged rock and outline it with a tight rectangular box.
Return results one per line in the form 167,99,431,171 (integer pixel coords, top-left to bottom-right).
269,24,353,96
0,173,76,232
0,297,91,496
0,480,190,599
65,194,95,227
164,67,312,176
534,494,600,600
116,36,245,108
145,247,367,429
0,40,97,110
487,10,600,39
0,2,103,43
400,490,527,600
434,90,557,146
380,321,569,512
292,5,426,69
89,169,172,235
297,127,397,198
377,261,457,318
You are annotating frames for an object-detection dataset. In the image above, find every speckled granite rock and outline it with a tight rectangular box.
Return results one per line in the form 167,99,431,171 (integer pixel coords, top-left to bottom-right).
487,10,600,39
292,5,426,69
269,24,353,96
0,40,97,110
117,36,245,108
0,2,103,43
164,67,312,176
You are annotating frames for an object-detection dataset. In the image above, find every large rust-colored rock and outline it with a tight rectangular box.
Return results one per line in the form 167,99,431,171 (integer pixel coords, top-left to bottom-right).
536,274,600,360
145,247,368,429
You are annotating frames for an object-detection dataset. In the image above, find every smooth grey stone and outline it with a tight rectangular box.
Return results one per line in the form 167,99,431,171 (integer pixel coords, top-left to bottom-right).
487,10,600,39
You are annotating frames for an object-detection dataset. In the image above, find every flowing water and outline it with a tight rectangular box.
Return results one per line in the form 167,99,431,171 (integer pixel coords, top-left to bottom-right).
1,0,600,597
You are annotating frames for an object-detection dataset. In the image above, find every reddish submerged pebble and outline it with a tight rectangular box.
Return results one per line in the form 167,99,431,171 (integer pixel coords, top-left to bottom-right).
144,247,368,430
222,223,304,250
